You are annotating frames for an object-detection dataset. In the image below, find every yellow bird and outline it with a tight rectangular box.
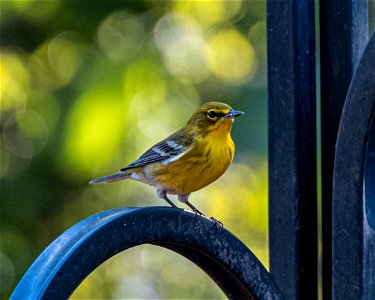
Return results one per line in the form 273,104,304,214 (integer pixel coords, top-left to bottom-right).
90,102,244,216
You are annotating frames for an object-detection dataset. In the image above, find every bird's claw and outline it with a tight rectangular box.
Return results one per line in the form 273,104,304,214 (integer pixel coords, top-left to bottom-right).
189,207,222,228
210,217,223,228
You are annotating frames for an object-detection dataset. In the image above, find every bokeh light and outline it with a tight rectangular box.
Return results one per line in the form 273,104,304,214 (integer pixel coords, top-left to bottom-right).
28,33,85,91
61,88,126,179
48,32,85,84
3,110,49,159
154,13,209,82
97,11,145,62
0,50,29,112
207,29,256,84
172,0,243,29
1,0,60,24
1,1,268,298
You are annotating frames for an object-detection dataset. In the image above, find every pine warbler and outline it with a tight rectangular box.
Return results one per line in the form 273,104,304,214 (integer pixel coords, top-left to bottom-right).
90,102,244,216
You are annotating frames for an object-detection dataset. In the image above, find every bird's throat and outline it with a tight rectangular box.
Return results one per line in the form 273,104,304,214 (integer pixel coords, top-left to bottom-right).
207,120,233,140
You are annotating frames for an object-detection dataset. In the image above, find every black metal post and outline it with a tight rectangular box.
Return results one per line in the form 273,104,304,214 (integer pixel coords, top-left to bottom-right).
267,0,317,299
319,1,368,298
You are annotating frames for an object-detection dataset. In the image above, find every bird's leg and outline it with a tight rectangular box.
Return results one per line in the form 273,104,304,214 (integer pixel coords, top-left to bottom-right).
178,194,223,227
157,189,177,208
178,194,206,216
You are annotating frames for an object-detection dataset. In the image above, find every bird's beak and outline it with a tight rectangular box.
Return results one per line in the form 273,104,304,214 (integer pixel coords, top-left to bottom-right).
224,110,244,118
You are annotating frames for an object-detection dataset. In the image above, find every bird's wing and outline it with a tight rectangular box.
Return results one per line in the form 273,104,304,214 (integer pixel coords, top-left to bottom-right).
121,131,192,171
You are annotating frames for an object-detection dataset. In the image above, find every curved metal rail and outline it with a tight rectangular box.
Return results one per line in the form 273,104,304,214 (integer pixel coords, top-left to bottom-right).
11,207,283,300
332,31,375,299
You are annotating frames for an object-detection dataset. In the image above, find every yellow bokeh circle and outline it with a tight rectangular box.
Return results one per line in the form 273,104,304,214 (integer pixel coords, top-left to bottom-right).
207,29,256,84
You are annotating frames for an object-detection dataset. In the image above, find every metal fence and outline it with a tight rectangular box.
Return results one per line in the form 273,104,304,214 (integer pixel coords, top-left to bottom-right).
11,1,375,299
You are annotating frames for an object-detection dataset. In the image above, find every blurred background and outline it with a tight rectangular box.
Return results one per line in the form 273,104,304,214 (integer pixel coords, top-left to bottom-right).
0,1,269,298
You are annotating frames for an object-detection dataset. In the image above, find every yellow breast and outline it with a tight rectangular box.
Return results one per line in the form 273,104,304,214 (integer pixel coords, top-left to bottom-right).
146,123,235,195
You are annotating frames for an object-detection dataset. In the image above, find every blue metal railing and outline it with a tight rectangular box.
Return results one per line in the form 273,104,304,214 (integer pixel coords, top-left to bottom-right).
10,207,283,300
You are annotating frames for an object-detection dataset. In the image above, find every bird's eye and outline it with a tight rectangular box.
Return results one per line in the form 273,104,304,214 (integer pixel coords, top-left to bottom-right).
207,111,217,119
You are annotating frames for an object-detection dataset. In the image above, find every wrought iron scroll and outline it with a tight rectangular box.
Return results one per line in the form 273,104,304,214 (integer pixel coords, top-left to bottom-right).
11,207,283,300
332,32,375,300
319,1,369,297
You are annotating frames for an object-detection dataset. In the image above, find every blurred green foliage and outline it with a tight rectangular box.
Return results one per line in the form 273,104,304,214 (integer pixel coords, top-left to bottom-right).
0,0,269,298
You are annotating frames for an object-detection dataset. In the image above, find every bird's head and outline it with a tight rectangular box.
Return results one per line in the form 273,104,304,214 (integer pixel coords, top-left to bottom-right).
187,102,244,136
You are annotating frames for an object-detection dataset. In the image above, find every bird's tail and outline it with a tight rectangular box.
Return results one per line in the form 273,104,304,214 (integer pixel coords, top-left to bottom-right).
89,171,130,184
